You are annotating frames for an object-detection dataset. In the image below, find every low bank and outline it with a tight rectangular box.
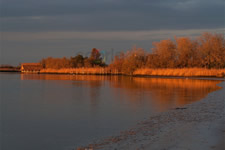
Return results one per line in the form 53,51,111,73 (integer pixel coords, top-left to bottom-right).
0,68,20,72
39,68,225,78
3,67,225,78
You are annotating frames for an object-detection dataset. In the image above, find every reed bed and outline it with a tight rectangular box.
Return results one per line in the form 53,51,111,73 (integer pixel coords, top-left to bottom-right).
133,68,225,77
40,68,111,75
40,68,225,77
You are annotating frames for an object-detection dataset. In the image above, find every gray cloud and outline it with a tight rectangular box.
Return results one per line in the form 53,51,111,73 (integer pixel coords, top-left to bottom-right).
1,0,224,31
0,0,224,65
3,28,224,42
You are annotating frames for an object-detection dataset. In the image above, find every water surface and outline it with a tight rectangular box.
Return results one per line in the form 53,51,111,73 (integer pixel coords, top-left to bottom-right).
0,73,222,150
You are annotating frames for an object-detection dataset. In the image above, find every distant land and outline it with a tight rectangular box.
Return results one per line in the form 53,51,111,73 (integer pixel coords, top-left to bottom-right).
1,32,225,78
0,65,20,72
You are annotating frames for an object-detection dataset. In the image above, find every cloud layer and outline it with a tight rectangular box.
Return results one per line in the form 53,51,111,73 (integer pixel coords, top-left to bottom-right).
1,0,224,31
0,0,224,65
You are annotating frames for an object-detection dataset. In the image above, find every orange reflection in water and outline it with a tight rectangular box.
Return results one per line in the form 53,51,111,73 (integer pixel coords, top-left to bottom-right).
110,77,222,111
138,78,222,111
20,74,110,81
21,74,222,112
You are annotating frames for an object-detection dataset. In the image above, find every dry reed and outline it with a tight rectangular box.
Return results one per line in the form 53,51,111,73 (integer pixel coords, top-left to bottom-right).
133,68,225,77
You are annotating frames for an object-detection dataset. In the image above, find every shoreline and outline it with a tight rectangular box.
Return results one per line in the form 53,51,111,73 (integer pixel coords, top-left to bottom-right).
39,68,225,78
1,71,225,80
78,81,225,150
1,67,225,78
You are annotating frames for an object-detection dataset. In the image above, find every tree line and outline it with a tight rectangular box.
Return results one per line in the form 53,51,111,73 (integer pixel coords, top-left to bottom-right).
41,48,106,69
40,33,225,74
110,33,225,74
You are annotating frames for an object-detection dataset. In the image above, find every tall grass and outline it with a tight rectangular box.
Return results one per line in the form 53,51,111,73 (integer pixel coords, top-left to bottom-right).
133,68,225,77
40,67,111,75
39,67,225,77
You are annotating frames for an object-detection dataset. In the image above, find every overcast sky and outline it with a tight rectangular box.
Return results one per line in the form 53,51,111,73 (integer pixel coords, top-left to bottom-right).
0,0,224,65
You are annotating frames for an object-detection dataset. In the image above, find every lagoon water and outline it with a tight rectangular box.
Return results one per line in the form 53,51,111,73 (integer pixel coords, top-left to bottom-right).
0,73,222,150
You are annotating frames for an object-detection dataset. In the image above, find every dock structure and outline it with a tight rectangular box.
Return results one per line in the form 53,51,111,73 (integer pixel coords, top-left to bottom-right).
21,63,42,73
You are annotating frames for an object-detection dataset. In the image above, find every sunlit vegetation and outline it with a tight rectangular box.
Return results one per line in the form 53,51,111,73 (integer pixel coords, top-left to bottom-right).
109,47,147,75
133,68,225,77
40,48,106,69
40,68,109,74
110,33,225,75
39,33,225,77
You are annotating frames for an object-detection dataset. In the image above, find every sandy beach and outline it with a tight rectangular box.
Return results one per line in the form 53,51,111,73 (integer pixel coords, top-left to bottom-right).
80,81,225,150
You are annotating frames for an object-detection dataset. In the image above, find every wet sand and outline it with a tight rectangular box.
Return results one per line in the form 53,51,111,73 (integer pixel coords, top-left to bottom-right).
79,81,225,150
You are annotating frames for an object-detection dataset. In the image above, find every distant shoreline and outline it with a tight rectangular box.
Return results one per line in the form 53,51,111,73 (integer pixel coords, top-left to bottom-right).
0,68,20,72
1,67,225,78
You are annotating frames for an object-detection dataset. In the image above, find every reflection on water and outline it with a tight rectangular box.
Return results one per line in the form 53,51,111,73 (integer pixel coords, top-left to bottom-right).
21,74,222,111
111,77,222,111
1,73,222,150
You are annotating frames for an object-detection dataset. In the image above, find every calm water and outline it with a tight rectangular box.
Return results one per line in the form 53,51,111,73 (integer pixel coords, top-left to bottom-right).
0,73,222,150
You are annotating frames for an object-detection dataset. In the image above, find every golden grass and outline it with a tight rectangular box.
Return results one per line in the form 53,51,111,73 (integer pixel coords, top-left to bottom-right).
40,67,110,75
40,67,225,77
133,68,225,77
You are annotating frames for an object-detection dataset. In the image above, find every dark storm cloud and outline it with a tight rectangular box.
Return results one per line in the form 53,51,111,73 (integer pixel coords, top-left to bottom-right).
1,0,224,31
